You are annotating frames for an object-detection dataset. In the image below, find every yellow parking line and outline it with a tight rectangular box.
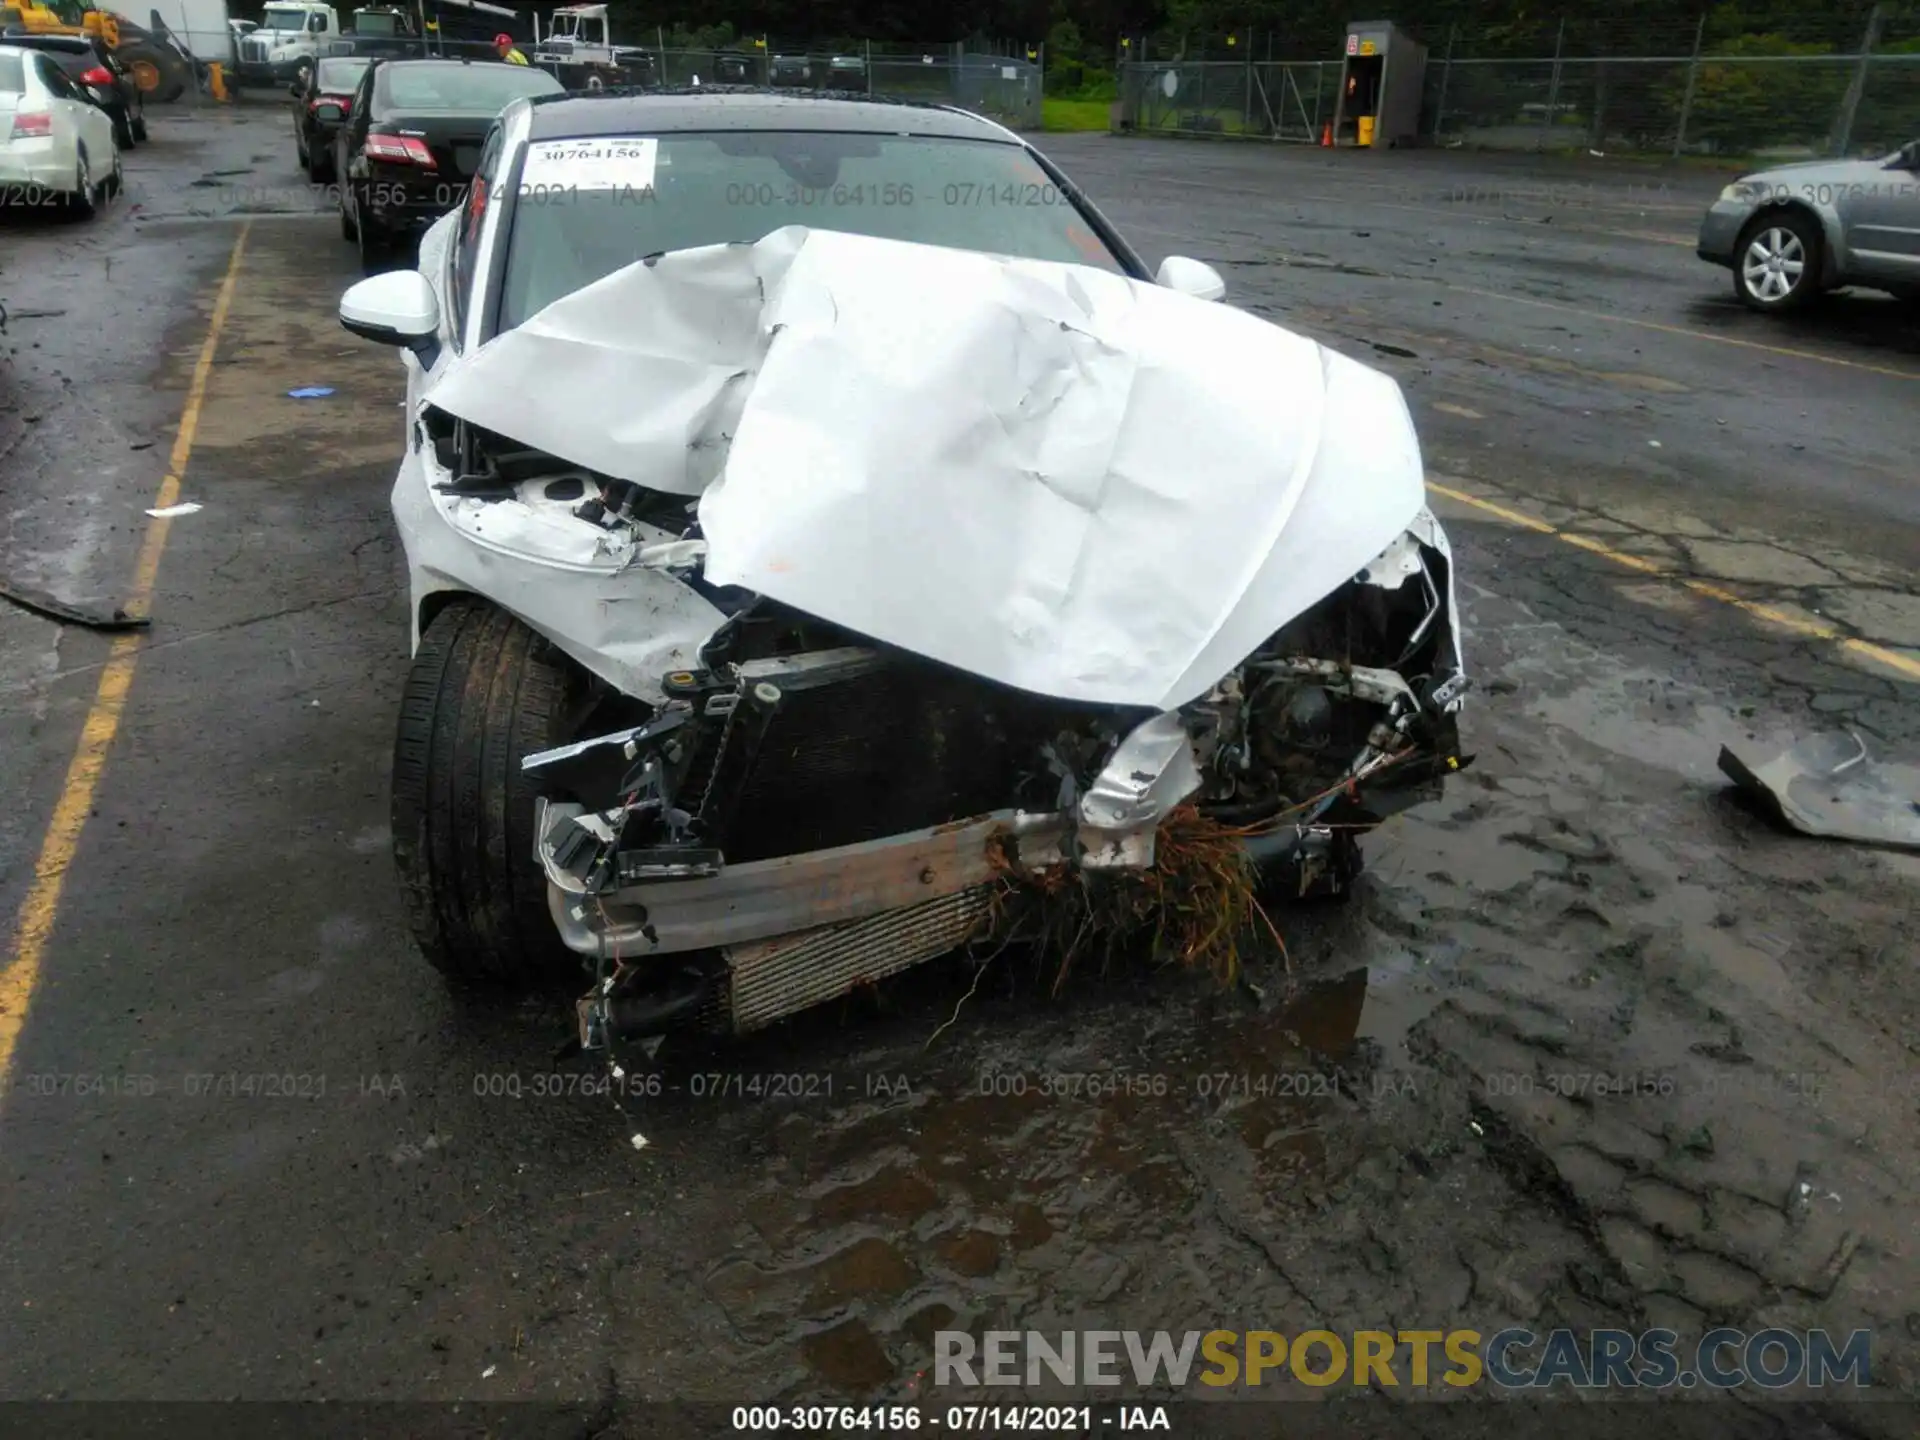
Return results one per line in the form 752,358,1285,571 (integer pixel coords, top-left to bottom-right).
0,223,252,1077
1428,480,1920,682
1444,285,1920,381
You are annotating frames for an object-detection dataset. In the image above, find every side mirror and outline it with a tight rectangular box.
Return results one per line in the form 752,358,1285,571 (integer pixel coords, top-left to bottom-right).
313,101,343,121
1156,254,1226,302
340,270,440,356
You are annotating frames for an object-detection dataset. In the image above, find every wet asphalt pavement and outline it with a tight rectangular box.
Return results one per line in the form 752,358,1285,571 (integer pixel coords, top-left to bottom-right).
0,105,1915,1433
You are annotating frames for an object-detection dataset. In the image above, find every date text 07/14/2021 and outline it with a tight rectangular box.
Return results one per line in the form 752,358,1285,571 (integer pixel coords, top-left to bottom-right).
729,1405,1171,1432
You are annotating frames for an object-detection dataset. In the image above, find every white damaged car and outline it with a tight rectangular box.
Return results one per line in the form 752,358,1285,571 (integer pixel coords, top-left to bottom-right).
338,89,1470,1046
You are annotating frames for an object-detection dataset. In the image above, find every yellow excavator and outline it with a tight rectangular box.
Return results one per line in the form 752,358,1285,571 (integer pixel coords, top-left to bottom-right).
0,0,194,100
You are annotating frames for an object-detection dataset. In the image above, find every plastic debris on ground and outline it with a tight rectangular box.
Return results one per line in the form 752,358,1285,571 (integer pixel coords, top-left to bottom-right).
0,578,148,631
146,502,203,518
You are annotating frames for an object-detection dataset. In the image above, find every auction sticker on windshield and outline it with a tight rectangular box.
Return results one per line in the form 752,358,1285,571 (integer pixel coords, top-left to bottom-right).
521,137,658,192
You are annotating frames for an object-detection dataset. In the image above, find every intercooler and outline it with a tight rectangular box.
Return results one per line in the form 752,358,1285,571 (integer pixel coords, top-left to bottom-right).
717,886,993,1032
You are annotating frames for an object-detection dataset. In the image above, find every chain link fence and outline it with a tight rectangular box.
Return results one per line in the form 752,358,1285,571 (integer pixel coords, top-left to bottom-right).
643,43,1040,128
205,32,1040,127
1114,7,1920,158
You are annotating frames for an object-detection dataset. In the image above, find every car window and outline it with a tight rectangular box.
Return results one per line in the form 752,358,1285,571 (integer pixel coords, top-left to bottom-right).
378,62,561,112
497,131,1127,330
36,54,80,97
451,123,504,338
315,57,368,92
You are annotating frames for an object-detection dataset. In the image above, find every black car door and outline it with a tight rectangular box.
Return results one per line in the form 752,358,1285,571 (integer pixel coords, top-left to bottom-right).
102,48,138,116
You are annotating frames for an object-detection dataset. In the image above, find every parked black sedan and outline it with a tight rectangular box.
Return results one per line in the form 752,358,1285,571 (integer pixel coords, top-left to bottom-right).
0,31,144,149
335,56,563,272
289,54,369,182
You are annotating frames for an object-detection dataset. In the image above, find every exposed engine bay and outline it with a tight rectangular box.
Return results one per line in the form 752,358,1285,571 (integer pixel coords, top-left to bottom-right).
436,427,1471,1049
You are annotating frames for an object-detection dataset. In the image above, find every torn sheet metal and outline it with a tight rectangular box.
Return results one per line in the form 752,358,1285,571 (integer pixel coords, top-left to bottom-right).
1718,732,1920,851
393,451,726,706
423,230,796,496
1077,711,1204,868
539,804,1073,956
426,225,1428,710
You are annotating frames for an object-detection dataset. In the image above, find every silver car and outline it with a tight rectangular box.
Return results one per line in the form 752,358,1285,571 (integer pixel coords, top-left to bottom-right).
1696,139,1920,310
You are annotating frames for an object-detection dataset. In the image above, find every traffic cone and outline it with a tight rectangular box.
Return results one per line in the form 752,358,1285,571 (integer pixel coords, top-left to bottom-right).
1320,122,1333,147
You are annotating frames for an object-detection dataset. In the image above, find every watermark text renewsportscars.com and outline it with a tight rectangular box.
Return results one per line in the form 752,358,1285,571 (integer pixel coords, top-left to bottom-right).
934,1328,1873,1390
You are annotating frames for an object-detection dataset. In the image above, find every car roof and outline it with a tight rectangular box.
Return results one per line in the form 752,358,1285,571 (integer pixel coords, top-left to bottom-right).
0,32,94,51
524,87,1021,142
376,55,511,69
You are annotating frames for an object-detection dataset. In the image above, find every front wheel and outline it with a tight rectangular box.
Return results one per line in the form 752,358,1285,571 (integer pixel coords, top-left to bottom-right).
391,598,595,988
1734,210,1822,312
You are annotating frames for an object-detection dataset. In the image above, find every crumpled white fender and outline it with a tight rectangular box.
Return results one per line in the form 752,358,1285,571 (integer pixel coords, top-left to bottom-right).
424,225,1429,710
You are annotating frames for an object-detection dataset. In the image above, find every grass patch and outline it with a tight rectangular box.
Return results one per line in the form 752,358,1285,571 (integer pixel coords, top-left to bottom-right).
1042,96,1112,131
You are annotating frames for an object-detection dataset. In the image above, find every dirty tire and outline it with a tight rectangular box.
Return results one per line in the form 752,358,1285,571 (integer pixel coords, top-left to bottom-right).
132,113,147,143
65,149,96,220
1733,209,1822,312
391,597,590,988
115,112,136,149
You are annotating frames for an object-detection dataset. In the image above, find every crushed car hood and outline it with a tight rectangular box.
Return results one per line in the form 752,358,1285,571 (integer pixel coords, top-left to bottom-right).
424,225,1428,710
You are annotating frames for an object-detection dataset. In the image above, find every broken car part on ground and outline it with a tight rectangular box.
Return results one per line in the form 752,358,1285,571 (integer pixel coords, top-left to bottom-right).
345,218,1470,1053
1720,732,1920,851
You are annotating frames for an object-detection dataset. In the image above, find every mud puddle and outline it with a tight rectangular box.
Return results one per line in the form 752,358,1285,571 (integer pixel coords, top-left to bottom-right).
574,555,1920,1414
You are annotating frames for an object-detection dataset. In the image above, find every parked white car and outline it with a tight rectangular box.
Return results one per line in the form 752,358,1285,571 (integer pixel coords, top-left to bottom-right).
0,43,120,217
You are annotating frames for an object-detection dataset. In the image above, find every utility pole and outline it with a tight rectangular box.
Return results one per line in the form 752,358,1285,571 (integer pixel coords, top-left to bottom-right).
1832,2,1886,156
1672,13,1706,157
1540,17,1565,151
